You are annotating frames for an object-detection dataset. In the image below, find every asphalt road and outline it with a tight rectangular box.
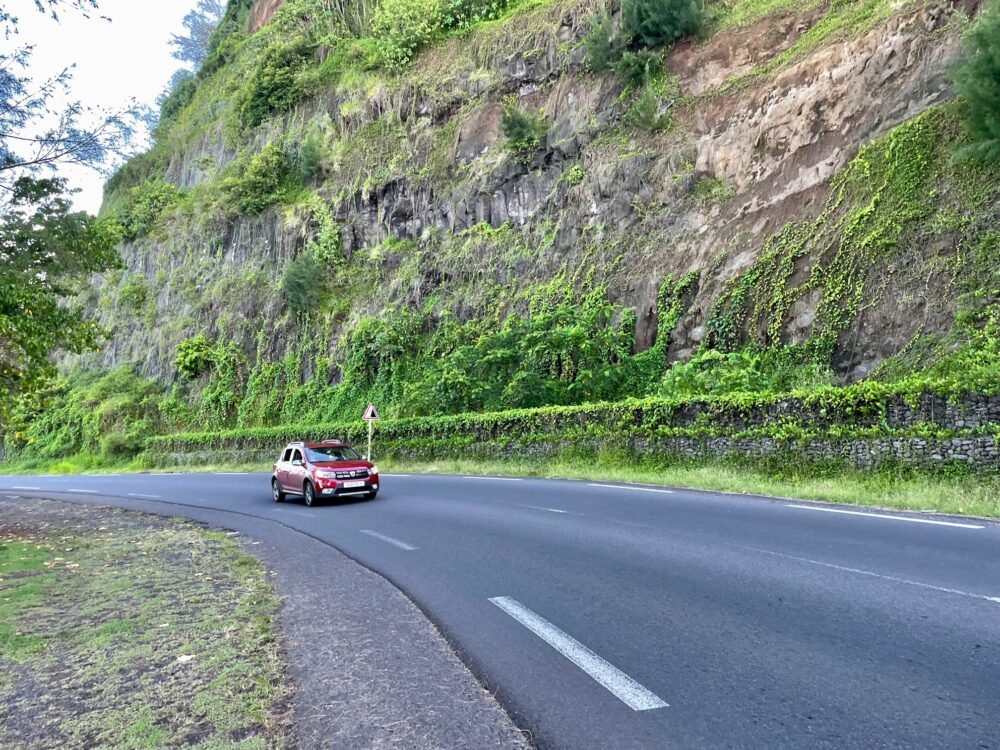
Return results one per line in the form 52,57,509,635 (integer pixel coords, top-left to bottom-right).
2,471,998,749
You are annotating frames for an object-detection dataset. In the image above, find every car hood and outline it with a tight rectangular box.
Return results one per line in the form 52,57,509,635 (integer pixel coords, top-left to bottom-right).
312,461,373,470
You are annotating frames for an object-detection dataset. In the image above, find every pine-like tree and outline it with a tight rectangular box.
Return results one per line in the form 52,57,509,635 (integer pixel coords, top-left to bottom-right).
952,0,1000,163
622,0,706,48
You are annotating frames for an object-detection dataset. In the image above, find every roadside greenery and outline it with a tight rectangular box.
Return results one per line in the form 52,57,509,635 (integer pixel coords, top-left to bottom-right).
951,0,1000,163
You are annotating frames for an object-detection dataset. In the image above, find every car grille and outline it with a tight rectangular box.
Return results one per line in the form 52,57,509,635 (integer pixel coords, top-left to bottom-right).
335,469,369,479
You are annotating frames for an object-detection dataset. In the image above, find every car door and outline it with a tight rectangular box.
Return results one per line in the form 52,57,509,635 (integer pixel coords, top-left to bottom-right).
276,448,292,489
289,449,305,491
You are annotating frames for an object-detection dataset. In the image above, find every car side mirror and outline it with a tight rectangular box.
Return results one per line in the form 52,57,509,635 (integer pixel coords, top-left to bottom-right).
292,459,303,467
361,455,368,461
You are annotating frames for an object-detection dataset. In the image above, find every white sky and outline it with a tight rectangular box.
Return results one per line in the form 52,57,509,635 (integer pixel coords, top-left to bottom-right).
14,0,197,213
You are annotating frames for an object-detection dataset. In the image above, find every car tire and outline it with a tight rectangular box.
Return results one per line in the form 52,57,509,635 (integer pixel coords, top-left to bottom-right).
272,478,285,503
363,490,378,500
304,481,318,507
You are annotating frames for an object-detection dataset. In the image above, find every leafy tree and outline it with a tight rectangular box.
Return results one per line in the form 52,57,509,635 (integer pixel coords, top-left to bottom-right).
0,177,120,421
952,0,1000,163
236,39,315,129
622,0,706,48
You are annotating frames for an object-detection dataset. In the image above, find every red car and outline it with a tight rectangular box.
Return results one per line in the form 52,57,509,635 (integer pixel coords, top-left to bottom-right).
271,439,380,506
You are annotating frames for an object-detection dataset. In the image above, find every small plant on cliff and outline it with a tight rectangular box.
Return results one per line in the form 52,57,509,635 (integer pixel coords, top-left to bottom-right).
223,144,297,215
441,0,511,30
282,251,329,315
175,333,216,379
117,179,182,240
585,10,627,71
622,0,706,48
372,0,443,69
235,38,314,130
118,274,150,311
502,105,548,155
951,0,1000,164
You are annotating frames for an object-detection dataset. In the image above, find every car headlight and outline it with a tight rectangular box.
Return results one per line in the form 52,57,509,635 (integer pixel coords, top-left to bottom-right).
370,465,379,476
315,470,337,479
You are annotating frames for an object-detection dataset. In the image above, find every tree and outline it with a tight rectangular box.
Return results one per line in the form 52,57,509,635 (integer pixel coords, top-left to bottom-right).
0,177,119,422
952,0,1000,163
169,0,225,70
0,0,139,191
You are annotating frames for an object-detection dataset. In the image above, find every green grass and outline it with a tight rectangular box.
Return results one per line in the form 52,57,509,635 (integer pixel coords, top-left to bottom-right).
380,456,1000,518
0,501,290,748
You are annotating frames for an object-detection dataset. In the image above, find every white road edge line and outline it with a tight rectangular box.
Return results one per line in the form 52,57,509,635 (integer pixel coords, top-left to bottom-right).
383,473,412,477
67,489,98,494
588,483,674,495
525,505,568,514
463,476,523,481
747,546,1000,604
360,530,417,551
488,596,668,711
12,486,40,491
785,503,984,529
128,493,161,500
216,472,250,476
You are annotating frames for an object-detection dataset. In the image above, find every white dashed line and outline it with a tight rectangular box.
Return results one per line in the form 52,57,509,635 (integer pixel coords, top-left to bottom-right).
746,546,1000,604
525,505,568,514
216,472,250,476
67,489,98,494
785,504,984,529
128,493,161,500
383,473,412,477
489,596,668,711
588,484,674,494
360,530,417,551
11,486,40,491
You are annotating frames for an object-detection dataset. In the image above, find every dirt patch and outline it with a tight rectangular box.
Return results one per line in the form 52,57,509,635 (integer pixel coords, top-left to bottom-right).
249,0,286,33
0,498,292,749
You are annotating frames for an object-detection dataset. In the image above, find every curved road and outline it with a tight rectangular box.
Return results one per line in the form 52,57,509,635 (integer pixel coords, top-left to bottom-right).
2,472,998,749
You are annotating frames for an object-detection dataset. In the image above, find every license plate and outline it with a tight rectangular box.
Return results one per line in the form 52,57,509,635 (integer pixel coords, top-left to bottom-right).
343,481,366,488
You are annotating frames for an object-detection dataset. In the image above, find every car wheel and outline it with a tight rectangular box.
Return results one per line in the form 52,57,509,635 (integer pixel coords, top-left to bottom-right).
304,482,317,507
272,478,285,503
363,490,378,500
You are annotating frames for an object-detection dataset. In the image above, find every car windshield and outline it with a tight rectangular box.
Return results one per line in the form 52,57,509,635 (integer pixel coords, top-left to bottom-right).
305,445,361,462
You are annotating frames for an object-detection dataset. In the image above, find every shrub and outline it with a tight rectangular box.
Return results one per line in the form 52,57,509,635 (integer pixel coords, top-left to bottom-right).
616,49,661,86
441,0,511,30
951,0,1000,164
117,179,181,240
502,105,548,154
236,39,314,129
585,10,626,72
119,274,150,311
625,86,671,130
154,73,197,139
282,251,328,315
622,0,706,48
371,0,443,69
175,333,216,379
223,144,296,215
297,126,325,181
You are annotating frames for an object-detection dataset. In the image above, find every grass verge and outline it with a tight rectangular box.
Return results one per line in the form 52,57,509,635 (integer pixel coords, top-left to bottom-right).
0,497,290,749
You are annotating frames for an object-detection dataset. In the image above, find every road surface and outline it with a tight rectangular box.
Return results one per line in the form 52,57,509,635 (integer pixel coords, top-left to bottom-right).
2,471,997,749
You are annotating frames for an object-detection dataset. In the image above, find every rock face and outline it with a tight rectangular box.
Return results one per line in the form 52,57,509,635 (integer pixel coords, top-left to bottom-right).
249,0,286,32
95,0,982,386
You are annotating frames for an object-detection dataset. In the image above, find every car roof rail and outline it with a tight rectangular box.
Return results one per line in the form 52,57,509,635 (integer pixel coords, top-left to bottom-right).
322,438,345,444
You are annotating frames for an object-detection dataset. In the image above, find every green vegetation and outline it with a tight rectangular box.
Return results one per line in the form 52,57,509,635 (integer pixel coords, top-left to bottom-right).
223,144,299,214
501,104,549,154
0,498,289,747
236,37,315,129
623,0,707,47
282,251,329,314
951,0,1000,163
175,332,217,379
118,273,150,311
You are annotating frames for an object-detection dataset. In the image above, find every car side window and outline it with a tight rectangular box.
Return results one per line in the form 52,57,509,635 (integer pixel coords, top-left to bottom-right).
281,449,292,462
292,449,303,464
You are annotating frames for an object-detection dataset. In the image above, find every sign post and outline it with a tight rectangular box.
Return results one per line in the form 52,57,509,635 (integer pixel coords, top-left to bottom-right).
362,403,380,459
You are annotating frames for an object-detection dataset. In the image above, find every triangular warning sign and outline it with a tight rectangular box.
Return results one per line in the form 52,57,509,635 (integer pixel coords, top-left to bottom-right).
362,403,380,421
